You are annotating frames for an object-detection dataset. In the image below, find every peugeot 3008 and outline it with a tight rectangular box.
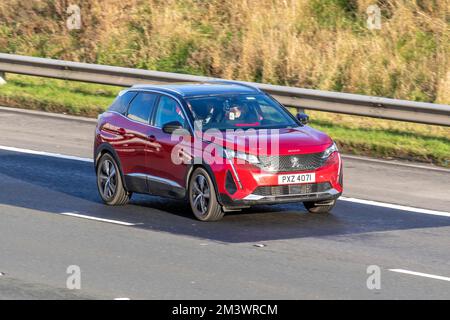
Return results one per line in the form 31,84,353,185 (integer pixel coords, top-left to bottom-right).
94,82,343,221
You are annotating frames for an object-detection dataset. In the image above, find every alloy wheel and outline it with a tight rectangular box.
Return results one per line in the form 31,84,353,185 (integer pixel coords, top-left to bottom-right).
191,174,210,216
98,159,117,200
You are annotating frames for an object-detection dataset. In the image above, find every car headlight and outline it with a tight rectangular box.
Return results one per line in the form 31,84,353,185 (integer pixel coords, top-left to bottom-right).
322,142,338,159
223,148,260,164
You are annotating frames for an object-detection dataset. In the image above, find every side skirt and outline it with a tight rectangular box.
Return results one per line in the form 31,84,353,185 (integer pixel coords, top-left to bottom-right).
125,173,186,199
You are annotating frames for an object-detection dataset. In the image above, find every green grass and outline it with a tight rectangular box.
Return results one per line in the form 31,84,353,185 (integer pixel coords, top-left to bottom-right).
0,74,121,117
0,74,449,167
1,0,448,104
312,120,450,167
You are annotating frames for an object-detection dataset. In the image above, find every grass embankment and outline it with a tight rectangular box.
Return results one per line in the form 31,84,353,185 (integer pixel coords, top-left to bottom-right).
0,75,120,117
1,74,448,167
0,0,448,104
0,1,448,165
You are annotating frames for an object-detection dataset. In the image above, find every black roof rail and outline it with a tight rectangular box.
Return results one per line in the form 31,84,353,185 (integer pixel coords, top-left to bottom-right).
130,84,184,95
130,80,262,95
201,80,262,93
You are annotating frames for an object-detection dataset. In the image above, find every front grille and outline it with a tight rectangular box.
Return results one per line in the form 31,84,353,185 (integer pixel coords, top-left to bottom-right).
253,182,331,197
256,152,326,173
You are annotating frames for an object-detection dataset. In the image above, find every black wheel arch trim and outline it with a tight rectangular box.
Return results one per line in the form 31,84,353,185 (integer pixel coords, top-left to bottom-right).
94,143,129,192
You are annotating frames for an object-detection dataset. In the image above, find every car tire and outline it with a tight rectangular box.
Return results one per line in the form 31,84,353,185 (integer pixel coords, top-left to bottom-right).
303,199,336,214
96,153,130,206
188,168,224,221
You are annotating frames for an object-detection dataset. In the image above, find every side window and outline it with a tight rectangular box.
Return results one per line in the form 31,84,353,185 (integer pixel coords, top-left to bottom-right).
108,91,137,114
154,95,186,128
258,103,285,122
126,92,157,124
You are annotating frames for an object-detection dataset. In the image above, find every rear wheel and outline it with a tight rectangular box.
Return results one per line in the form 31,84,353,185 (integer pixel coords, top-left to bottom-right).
188,168,224,221
304,199,336,214
96,153,130,206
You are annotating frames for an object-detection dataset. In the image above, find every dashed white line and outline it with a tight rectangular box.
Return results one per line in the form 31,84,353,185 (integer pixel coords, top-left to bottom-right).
389,269,450,282
339,197,450,218
59,212,137,226
0,145,92,163
1,144,449,219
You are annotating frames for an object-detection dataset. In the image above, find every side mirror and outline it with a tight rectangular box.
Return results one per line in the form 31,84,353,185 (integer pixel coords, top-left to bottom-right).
162,121,184,134
296,112,309,125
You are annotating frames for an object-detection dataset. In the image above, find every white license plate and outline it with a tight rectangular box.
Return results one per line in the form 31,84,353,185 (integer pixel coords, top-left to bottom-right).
278,173,315,185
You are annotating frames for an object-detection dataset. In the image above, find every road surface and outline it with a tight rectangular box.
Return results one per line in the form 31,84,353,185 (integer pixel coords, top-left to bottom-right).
0,107,449,299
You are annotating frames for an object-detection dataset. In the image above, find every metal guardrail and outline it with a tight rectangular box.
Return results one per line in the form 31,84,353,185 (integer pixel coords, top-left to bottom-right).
0,53,449,126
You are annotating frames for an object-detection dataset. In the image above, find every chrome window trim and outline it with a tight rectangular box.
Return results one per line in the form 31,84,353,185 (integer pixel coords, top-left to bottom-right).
107,88,194,133
133,88,194,132
107,110,161,129
108,88,243,189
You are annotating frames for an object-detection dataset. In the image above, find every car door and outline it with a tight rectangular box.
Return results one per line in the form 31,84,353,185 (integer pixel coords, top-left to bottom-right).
115,92,158,180
147,94,191,198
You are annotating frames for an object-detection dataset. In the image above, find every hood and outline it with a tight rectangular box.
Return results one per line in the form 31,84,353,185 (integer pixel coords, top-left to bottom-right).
202,126,332,156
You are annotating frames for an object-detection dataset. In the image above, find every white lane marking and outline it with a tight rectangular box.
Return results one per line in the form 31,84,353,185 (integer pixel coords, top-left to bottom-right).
342,154,450,173
0,145,93,163
389,269,450,282
114,298,131,300
2,144,448,173
60,212,137,226
340,197,450,218
1,144,449,218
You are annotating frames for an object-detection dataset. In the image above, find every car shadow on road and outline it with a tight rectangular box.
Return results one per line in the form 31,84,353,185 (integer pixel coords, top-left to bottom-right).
1,151,450,243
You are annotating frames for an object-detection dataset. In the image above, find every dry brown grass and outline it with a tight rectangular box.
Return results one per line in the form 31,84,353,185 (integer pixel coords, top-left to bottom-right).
1,0,448,103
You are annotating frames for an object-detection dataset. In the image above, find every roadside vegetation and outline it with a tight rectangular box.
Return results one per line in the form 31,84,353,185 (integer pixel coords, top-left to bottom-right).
0,74,119,117
0,0,448,166
1,74,448,167
0,0,448,104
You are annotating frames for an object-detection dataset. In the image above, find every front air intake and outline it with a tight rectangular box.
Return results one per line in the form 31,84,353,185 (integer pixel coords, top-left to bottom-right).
225,171,237,195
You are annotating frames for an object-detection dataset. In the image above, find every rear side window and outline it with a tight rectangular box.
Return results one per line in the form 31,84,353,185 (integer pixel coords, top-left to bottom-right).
108,91,137,114
126,92,157,124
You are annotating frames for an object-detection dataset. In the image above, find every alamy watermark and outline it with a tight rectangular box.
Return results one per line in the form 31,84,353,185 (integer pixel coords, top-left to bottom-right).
66,265,81,290
366,265,381,290
366,4,382,30
66,4,82,31
169,121,281,169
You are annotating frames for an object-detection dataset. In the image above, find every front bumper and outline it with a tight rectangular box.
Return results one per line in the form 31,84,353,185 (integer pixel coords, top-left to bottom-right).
211,152,343,208
219,188,341,208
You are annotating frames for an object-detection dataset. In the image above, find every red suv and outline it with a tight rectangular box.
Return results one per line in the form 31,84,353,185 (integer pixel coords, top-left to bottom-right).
94,82,343,221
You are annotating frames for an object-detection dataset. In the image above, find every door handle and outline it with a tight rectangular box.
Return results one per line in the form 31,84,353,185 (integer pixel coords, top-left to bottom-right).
148,134,156,142
117,127,126,135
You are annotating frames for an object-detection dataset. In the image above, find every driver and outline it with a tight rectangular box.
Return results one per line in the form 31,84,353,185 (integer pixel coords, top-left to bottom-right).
227,104,246,121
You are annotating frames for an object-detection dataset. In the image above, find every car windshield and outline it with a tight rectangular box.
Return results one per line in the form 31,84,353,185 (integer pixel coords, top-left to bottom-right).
186,94,298,130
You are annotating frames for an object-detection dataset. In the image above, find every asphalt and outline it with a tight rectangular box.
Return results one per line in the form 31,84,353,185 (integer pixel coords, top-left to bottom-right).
0,107,449,299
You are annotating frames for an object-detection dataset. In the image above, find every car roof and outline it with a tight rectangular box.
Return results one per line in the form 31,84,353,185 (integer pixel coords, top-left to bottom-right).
131,82,261,98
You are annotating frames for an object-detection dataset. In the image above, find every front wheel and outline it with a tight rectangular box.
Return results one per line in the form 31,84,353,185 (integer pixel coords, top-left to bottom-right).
96,153,130,206
188,168,224,221
303,199,336,214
